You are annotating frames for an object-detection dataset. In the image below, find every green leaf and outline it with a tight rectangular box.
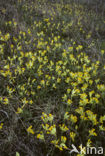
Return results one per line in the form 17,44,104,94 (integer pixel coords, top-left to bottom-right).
16,152,20,156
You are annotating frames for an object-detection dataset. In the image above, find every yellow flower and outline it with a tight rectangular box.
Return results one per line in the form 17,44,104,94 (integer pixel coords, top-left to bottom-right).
81,83,88,92
99,125,105,131
26,60,33,69
27,125,35,134
59,124,69,132
16,107,23,114
64,112,69,120
4,33,10,41
4,64,10,69
79,98,89,106
76,107,84,115
67,88,71,94
51,140,59,145
89,80,93,85
100,115,105,124
52,83,56,89
89,90,95,98
67,99,72,105
48,114,54,122
42,124,49,131
76,45,83,51
40,80,45,86
90,97,99,104
0,96,3,102
77,77,83,84
56,145,63,151
37,85,41,89
3,98,9,104
89,129,97,136
97,84,105,91
86,110,98,125
37,133,44,140
57,143,68,150
0,123,3,129
62,52,67,58
101,50,104,55
80,93,87,99
80,114,87,120
61,136,67,143
70,132,76,142
48,125,56,136
22,97,28,104
87,139,92,147
68,46,73,52
57,78,61,83
70,114,77,123
29,100,33,104
41,112,49,123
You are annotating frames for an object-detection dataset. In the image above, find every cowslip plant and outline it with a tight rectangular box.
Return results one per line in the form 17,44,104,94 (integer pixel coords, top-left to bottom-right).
0,1,105,155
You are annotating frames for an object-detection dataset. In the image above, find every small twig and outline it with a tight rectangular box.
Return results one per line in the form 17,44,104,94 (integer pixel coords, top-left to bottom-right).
0,110,9,119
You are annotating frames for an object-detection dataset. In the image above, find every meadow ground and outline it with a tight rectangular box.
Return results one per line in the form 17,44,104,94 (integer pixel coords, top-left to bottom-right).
0,0,105,155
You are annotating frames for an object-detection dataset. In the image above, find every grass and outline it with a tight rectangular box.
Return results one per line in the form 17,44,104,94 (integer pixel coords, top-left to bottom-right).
0,0,105,155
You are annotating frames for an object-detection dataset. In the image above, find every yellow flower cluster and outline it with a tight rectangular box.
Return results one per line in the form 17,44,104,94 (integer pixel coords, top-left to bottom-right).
0,0,105,154
0,123,3,130
27,125,35,134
